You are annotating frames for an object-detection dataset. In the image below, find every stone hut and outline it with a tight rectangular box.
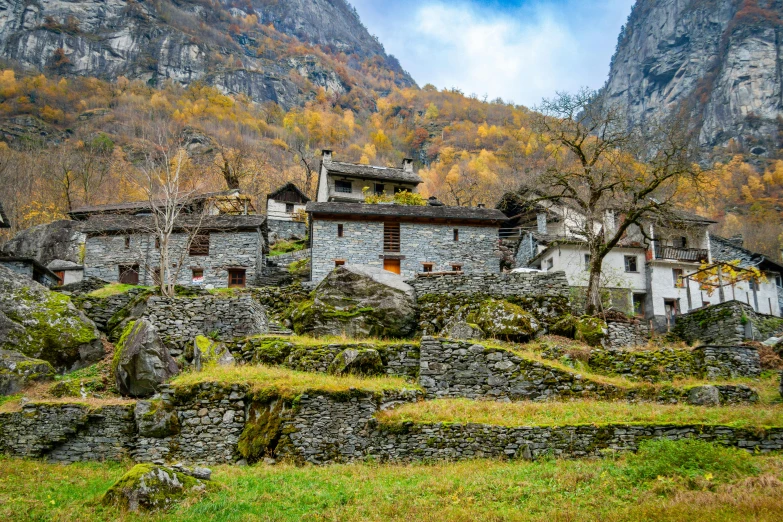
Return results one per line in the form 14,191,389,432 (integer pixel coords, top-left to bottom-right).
316,150,421,203
266,182,309,242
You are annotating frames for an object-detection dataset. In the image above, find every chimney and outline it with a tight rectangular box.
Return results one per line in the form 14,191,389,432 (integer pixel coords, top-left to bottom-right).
477,203,485,208
402,158,414,173
728,234,744,247
322,149,333,162
537,213,547,234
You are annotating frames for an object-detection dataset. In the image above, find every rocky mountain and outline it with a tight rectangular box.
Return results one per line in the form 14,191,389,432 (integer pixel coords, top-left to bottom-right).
604,0,783,155
0,0,414,109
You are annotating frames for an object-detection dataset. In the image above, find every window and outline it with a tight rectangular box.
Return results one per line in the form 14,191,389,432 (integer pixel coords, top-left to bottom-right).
154,236,160,249
776,274,782,288
228,268,246,288
422,263,434,273
189,233,210,256
451,264,463,272
546,258,554,270
749,279,757,291
124,236,130,249
633,294,645,317
337,224,344,238
192,269,204,284
673,268,685,288
584,254,591,271
384,222,400,252
285,203,294,213
152,268,162,286
624,255,638,273
334,259,345,267
335,180,352,193
453,229,459,241
118,264,139,285
383,258,401,274
375,183,385,195
672,236,687,248
53,271,65,284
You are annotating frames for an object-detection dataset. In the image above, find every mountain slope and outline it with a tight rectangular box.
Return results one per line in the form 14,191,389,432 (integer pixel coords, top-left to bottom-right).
0,0,414,109
604,0,783,155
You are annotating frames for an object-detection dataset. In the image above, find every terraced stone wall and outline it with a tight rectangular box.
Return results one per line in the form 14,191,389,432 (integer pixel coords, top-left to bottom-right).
673,300,783,345
408,271,570,299
74,288,146,331
605,319,649,348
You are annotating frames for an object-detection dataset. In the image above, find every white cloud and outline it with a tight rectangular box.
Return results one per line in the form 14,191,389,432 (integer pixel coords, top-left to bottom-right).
351,0,634,107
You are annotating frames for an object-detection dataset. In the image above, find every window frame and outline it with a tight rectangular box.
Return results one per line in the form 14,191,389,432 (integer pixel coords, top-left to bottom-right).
337,223,344,238
334,259,346,267
384,222,401,253
192,268,204,284
334,180,352,194
546,258,554,270
451,263,463,272
672,268,685,288
453,229,459,241
584,253,591,271
285,203,295,213
422,262,434,273
374,183,385,195
189,233,210,256
228,268,246,288
124,236,130,249
624,255,638,273
118,264,139,285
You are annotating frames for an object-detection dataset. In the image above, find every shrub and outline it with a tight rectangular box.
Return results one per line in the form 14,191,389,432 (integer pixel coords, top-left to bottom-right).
624,438,758,484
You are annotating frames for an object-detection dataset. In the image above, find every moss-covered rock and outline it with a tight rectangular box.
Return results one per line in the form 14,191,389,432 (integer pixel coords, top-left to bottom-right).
101,464,206,512
113,319,179,398
0,348,55,395
328,348,384,376
472,299,539,341
550,314,579,338
134,399,180,438
574,316,608,347
0,264,103,371
238,399,287,463
193,335,235,370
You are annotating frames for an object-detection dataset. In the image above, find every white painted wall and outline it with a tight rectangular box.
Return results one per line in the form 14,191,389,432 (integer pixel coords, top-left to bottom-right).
60,269,83,285
537,244,646,291
266,199,306,221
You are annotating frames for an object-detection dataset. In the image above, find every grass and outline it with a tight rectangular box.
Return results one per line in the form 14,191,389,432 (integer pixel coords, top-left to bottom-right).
377,398,783,429
86,283,149,299
268,238,307,257
1,440,782,521
170,364,419,399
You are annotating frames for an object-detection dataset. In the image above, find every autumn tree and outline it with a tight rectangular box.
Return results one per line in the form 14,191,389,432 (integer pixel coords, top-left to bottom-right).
527,88,704,315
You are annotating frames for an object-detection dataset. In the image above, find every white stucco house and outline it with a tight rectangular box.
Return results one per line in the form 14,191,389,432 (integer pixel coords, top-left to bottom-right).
315,150,421,203
506,198,783,330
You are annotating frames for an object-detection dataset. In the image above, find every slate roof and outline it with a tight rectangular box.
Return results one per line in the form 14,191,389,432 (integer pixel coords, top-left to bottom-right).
68,189,250,220
47,260,84,271
306,202,507,223
267,182,310,202
710,235,783,273
324,161,423,184
0,256,61,281
80,214,266,234
0,201,9,228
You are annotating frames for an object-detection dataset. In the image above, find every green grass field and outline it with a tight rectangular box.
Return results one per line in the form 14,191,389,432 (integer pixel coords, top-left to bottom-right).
1,440,782,521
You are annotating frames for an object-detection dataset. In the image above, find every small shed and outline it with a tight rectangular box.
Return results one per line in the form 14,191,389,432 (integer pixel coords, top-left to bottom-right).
47,259,85,286
266,183,310,221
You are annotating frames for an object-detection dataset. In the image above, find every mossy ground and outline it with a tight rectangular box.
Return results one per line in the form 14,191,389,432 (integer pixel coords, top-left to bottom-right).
268,238,308,257
2,440,783,521
86,284,149,299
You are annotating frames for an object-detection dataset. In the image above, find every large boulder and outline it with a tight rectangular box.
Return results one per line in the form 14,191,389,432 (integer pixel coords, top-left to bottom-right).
291,265,416,338
193,335,235,370
550,314,608,347
101,464,208,512
1,220,85,265
134,400,181,438
113,319,179,397
472,299,539,341
0,349,55,395
0,264,103,371
328,348,384,375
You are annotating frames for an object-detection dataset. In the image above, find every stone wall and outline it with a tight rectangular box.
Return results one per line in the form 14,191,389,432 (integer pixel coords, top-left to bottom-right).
672,300,783,345
605,319,649,348
84,230,264,289
408,271,570,299
589,347,700,382
0,403,135,462
141,295,268,356
74,288,146,331
696,345,761,379
268,219,307,243
310,220,501,283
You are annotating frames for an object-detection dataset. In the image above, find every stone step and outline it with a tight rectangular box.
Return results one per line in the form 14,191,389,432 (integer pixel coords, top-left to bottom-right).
267,322,293,336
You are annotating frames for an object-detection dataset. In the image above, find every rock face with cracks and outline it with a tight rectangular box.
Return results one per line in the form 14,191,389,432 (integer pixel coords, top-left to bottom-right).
0,348,55,395
0,263,103,371
113,319,179,398
291,265,417,338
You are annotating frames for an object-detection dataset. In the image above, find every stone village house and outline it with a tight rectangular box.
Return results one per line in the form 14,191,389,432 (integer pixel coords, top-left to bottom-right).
307,152,506,283
0,200,61,287
504,197,783,330
70,191,267,289
266,182,309,243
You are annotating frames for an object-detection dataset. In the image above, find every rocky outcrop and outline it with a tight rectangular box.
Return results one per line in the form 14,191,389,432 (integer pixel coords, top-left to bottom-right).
604,0,783,152
1,219,85,265
101,463,208,512
0,348,55,395
0,263,102,371
114,319,179,398
327,348,384,376
291,265,417,338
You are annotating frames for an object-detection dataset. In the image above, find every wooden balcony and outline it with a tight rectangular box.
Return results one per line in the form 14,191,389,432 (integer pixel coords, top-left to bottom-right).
654,245,708,263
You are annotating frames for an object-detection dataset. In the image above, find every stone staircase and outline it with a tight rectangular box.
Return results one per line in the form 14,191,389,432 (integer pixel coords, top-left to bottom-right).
267,321,293,336
255,266,294,287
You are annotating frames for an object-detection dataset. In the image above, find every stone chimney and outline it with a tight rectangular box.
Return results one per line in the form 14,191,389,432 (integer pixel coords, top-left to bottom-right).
402,158,414,172
727,234,744,247
537,213,547,234
322,149,333,162
477,203,485,208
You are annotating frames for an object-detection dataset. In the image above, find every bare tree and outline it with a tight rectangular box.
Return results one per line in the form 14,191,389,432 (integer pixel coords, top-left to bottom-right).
527,88,704,315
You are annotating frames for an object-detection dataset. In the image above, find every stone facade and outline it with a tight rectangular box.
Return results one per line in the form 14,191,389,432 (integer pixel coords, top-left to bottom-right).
140,295,268,356
84,230,265,288
605,319,650,348
310,220,500,283
0,259,59,287
268,219,307,243
408,271,570,299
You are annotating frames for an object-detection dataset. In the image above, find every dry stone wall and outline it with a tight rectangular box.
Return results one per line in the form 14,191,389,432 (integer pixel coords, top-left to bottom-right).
605,319,650,348
408,271,570,299
74,288,146,331
673,300,783,345
696,345,761,379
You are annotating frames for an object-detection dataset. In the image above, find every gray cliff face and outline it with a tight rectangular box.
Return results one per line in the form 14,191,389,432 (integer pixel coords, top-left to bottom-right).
604,0,783,152
0,0,412,108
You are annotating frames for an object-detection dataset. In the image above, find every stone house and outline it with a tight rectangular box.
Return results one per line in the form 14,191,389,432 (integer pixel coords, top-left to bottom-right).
0,257,60,287
508,199,783,329
47,260,84,286
316,150,421,203
80,214,267,289
307,200,506,283
266,182,309,243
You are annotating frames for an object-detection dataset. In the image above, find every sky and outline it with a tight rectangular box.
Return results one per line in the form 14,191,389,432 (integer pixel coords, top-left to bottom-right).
350,0,635,108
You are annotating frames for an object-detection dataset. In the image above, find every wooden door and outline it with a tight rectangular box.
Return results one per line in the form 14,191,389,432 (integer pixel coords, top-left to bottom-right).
118,264,139,285
383,258,401,275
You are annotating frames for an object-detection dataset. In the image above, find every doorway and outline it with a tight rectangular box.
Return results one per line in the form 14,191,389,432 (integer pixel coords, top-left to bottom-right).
664,299,678,328
383,258,401,275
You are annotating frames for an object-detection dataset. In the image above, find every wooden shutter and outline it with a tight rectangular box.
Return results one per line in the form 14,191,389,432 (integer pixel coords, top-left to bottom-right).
384,222,400,252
